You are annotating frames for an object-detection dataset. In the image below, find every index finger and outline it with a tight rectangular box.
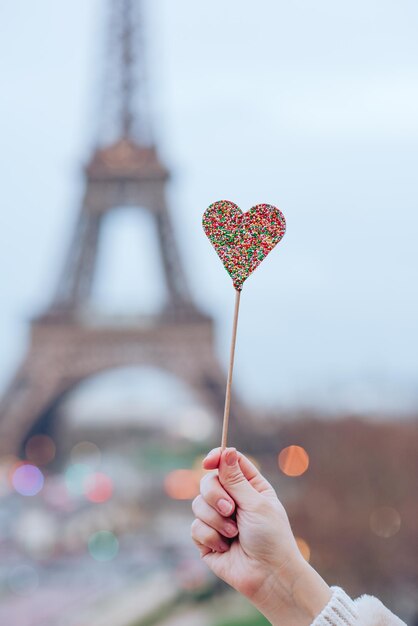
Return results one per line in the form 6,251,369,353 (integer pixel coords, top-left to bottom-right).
202,447,222,470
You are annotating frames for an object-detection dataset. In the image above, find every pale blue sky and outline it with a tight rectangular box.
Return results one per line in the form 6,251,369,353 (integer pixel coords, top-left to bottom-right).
1,0,418,414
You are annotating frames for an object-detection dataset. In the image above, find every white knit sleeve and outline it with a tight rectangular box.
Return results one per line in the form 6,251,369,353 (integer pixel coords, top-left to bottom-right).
311,586,358,625
311,586,407,626
354,593,407,625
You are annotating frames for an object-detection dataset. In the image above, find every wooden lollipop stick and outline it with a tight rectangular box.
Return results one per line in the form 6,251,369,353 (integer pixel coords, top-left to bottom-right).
221,288,242,450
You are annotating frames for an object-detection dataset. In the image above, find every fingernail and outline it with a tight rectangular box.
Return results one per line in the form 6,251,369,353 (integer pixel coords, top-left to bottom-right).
226,448,237,466
217,498,233,515
224,522,238,537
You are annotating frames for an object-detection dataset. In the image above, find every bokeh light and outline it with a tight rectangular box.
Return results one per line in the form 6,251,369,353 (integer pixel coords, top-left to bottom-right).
25,434,56,466
7,565,39,596
278,445,310,477
84,472,113,503
295,537,311,562
164,469,200,500
370,506,401,538
70,441,101,468
88,530,119,562
11,464,44,496
65,463,92,497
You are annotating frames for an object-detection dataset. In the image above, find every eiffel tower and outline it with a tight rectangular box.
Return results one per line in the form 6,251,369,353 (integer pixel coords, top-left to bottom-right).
0,0,247,456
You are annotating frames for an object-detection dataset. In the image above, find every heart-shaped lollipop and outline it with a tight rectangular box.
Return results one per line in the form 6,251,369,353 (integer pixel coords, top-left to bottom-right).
202,200,286,290
202,199,286,450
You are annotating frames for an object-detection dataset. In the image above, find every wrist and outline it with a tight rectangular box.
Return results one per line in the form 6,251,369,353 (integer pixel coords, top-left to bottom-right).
291,560,332,623
252,557,332,626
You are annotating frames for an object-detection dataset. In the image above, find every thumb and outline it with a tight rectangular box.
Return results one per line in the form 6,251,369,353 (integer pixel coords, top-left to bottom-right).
218,448,261,509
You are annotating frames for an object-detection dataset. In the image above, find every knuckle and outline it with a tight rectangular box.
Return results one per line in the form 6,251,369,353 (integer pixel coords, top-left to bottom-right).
191,495,201,514
222,469,245,488
202,526,217,545
200,472,212,491
190,518,217,548
200,472,218,497
190,518,200,538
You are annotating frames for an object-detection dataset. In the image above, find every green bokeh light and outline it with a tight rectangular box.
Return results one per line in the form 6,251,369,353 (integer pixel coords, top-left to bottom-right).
88,530,119,562
65,463,92,496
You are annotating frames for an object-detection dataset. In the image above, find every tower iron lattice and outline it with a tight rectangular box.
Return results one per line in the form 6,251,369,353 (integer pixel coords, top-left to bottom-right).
0,0,249,456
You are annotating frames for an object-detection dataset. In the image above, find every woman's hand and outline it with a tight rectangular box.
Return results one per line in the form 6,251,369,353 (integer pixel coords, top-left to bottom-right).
191,447,331,626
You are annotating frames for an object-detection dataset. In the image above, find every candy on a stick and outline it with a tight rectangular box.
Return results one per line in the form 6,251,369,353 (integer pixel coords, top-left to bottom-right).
203,200,286,290
202,200,286,449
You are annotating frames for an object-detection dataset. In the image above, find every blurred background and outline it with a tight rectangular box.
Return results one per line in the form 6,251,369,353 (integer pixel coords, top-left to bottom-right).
0,1,417,624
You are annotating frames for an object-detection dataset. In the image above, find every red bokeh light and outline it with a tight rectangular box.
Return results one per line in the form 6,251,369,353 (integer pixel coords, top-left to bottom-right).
84,472,113,503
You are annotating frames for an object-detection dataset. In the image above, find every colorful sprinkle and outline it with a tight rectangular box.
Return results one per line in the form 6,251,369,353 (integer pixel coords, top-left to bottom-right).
202,200,286,290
